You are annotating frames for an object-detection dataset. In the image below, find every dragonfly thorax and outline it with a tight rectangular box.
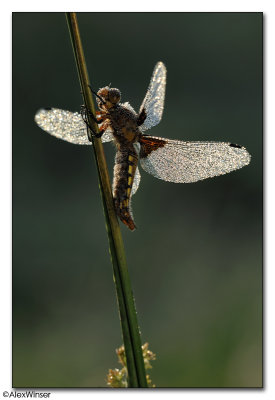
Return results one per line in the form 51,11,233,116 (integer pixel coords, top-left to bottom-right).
108,104,141,146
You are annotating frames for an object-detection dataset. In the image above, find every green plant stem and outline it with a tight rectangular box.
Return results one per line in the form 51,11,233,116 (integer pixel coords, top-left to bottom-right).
65,12,148,388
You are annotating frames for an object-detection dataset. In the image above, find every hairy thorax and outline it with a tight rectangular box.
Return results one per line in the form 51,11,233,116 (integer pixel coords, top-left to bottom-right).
108,104,142,146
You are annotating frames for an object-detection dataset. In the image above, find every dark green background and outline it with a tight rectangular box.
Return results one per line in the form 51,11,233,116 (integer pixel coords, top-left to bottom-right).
13,13,262,387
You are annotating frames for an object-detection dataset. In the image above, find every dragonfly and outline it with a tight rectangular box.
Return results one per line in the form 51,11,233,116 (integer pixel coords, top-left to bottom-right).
35,62,251,231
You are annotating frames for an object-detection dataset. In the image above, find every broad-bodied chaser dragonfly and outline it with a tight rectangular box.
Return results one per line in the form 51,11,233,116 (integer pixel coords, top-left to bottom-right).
35,62,251,231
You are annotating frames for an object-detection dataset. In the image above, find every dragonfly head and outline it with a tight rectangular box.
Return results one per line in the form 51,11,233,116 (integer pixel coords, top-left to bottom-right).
97,87,121,110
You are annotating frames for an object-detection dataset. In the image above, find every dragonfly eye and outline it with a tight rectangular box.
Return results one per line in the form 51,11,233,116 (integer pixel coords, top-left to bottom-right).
97,87,109,104
108,88,121,104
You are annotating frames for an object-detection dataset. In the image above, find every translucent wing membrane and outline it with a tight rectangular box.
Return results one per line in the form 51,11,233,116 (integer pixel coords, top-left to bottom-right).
140,136,251,183
131,166,141,196
34,108,114,145
139,62,167,132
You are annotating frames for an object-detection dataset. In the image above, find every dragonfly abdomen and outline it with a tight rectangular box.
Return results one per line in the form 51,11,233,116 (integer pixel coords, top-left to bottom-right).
113,146,139,231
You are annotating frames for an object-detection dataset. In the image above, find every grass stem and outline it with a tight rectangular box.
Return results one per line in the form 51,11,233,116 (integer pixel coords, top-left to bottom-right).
65,12,148,388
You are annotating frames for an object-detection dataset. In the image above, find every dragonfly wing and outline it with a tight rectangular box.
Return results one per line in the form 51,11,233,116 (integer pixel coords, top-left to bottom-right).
99,126,114,143
138,62,167,132
34,108,114,145
139,136,251,183
131,166,141,196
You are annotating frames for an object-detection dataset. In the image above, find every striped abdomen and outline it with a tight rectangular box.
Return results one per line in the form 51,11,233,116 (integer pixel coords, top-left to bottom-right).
113,146,139,231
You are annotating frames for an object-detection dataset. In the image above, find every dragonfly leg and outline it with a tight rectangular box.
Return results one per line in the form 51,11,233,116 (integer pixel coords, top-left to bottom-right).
80,106,107,141
88,84,106,105
80,105,104,124
95,120,109,138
